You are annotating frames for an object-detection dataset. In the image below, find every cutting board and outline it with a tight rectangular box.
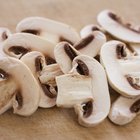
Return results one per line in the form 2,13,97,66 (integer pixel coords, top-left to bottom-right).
0,0,140,140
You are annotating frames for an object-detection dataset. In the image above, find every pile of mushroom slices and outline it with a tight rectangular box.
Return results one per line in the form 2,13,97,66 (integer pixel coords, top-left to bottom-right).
0,9,140,127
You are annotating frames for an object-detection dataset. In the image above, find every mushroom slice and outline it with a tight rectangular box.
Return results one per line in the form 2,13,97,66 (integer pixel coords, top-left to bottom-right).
56,55,110,127
97,10,140,43
0,28,11,57
100,40,140,97
74,31,106,57
3,33,55,64
16,17,80,45
109,96,140,125
0,57,40,116
0,27,11,42
21,51,63,108
80,24,103,38
54,42,81,73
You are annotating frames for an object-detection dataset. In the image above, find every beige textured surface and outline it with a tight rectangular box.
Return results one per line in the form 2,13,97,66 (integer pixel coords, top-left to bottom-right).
0,0,140,140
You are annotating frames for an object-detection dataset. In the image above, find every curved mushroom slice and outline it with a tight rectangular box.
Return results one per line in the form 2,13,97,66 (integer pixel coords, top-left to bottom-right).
80,24,103,38
109,96,140,125
54,42,81,73
21,51,63,108
100,40,140,97
16,17,80,45
0,28,11,57
97,10,140,43
0,27,11,42
56,55,110,127
0,57,40,116
3,33,55,64
74,31,106,57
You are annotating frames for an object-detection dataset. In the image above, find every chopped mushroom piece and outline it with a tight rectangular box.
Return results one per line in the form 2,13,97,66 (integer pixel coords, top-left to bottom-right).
16,17,80,45
97,10,140,43
109,96,140,125
100,40,140,97
21,51,63,108
56,55,110,127
0,57,40,116
3,33,55,63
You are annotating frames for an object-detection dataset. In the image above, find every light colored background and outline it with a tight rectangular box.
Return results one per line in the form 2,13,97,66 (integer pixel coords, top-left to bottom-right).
0,0,140,140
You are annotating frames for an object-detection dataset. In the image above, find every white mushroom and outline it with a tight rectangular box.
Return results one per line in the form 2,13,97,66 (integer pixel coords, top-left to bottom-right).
16,17,80,45
56,55,110,127
109,96,140,125
3,33,56,64
100,40,140,97
0,28,11,57
97,10,140,43
21,51,63,108
54,42,81,73
74,31,106,57
0,56,40,116
80,24,103,38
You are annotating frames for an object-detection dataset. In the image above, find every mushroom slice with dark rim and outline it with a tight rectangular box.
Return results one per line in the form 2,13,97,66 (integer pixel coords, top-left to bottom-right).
16,17,80,45
100,40,140,97
0,57,40,116
56,55,110,127
109,95,140,125
97,10,140,43
3,33,55,62
21,51,63,108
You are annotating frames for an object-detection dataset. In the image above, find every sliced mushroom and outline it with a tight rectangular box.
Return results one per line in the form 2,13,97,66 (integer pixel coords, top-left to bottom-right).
0,28,11,57
54,42,81,73
3,33,55,63
109,96,140,125
74,31,106,57
100,40,140,97
21,51,63,108
80,24,103,38
0,57,40,116
56,55,110,127
16,17,80,45
97,10,140,43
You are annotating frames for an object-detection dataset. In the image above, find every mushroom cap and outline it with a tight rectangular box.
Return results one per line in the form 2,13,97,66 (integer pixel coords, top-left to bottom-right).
3,33,55,60
100,40,140,97
108,96,140,125
16,17,80,45
97,10,140,43
0,57,40,116
21,51,63,108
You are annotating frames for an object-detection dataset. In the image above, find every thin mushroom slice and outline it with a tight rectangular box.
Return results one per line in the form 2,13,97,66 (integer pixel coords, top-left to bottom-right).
0,57,40,116
109,96,140,125
16,17,80,45
56,55,110,127
54,42,81,73
3,33,55,64
0,28,11,57
100,40,140,97
74,31,106,57
80,24,103,38
21,51,63,108
97,10,140,43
